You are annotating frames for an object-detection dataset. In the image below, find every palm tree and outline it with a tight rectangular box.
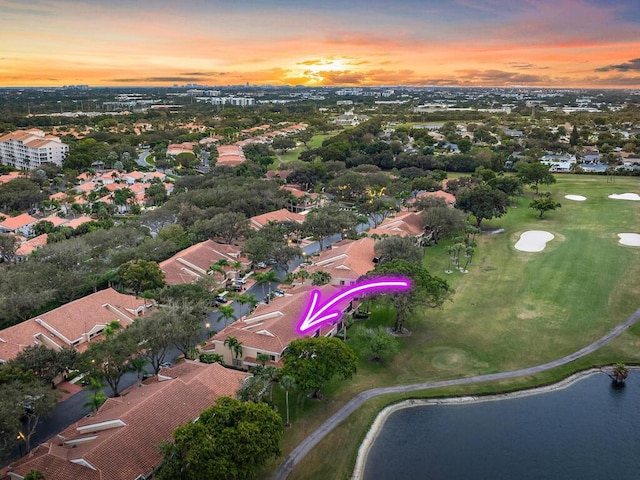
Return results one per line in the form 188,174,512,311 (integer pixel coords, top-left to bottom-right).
279,375,296,427
218,305,237,328
129,357,148,385
236,293,258,315
294,269,310,285
223,336,243,367
254,270,280,301
103,320,121,338
259,365,279,402
257,352,271,367
232,260,243,280
208,259,229,284
611,363,629,384
84,390,107,415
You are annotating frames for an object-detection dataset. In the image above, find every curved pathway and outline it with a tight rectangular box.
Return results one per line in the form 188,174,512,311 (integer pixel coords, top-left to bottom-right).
272,304,640,480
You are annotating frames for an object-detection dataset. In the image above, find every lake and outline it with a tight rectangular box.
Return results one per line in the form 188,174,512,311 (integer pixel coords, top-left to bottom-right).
360,371,640,479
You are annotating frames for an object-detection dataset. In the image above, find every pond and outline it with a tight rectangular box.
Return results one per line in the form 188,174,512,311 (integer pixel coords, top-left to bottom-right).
360,371,640,480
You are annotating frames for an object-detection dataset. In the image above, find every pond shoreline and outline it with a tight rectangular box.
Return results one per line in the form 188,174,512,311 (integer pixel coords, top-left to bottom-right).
351,367,632,479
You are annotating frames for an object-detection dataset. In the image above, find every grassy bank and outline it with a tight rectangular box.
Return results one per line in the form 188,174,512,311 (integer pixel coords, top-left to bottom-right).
262,174,640,479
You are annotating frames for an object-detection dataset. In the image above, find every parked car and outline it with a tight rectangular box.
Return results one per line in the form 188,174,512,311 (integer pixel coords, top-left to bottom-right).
159,362,173,369
231,284,243,292
255,262,267,269
215,295,228,303
273,289,285,297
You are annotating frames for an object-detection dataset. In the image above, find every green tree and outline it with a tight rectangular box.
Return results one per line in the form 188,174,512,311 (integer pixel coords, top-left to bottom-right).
223,336,243,368
456,184,508,227
236,293,258,315
517,162,556,195
279,375,296,426
13,345,78,387
282,337,357,398
0,233,19,263
2,379,57,453
218,305,237,328
272,137,297,152
303,204,357,250
529,197,561,219
24,470,45,480
155,397,283,480
116,259,165,295
81,332,137,397
311,270,332,286
84,390,107,415
129,356,148,385
371,259,450,333
374,236,423,264
353,326,400,363
360,197,397,228
420,202,468,244
611,363,629,384
254,270,280,300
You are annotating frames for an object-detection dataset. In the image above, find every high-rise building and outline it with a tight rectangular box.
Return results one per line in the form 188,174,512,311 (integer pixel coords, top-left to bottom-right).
0,129,69,169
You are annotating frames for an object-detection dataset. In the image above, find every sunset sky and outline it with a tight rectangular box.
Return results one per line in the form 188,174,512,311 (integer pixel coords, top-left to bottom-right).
1,0,639,88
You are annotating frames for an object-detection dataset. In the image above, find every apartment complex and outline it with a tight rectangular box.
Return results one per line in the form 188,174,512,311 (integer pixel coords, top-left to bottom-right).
0,129,69,169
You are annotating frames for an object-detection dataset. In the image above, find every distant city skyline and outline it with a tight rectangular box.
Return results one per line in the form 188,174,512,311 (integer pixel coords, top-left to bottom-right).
1,0,639,89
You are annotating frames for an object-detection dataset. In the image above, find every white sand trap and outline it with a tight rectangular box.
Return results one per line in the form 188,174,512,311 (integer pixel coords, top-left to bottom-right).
617,233,640,247
565,194,586,201
515,230,555,252
608,193,640,201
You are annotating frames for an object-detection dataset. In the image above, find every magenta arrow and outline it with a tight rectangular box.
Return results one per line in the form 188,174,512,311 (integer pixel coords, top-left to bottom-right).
296,277,411,335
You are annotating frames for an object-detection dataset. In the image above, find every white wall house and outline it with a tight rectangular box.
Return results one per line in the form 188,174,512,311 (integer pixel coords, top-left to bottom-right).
0,129,68,169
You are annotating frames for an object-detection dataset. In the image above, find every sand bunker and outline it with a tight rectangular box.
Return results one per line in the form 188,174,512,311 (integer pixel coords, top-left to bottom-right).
565,195,586,201
608,193,640,201
515,230,555,252
617,233,640,247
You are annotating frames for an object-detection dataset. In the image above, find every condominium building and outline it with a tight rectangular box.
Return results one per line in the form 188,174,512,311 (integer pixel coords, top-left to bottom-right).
0,129,69,169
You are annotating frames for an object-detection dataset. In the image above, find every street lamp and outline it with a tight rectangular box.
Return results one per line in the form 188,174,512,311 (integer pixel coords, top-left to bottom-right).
205,322,211,338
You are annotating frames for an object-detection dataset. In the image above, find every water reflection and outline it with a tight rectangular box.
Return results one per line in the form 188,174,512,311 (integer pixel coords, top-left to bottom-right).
361,371,640,480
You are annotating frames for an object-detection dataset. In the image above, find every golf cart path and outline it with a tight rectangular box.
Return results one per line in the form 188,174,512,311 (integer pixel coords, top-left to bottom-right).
272,303,640,480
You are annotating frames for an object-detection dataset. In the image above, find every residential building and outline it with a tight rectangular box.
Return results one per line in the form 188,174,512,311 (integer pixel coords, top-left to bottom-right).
412,190,456,207
160,239,250,285
368,211,425,239
4,362,248,480
0,213,38,237
295,238,377,287
203,284,345,368
13,233,48,262
0,288,150,363
216,145,246,167
249,208,305,230
0,129,68,169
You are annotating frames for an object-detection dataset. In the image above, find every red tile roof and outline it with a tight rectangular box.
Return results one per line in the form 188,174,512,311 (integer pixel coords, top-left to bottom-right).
0,288,149,362
15,233,48,257
160,239,250,285
250,208,305,229
413,189,456,206
298,237,377,282
4,362,248,480
208,284,340,355
368,211,425,238
0,213,37,231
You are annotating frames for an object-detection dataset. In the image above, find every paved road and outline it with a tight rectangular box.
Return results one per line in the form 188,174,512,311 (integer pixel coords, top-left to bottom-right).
136,150,151,167
272,304,640,480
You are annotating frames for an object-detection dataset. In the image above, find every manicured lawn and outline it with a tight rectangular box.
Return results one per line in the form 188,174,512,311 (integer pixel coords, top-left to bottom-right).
277,134,336,164
261,174,640,480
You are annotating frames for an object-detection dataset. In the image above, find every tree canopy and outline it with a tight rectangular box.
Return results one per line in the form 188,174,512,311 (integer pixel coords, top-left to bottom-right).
370,259,450,332
282,336,357,398
155,397,283,480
